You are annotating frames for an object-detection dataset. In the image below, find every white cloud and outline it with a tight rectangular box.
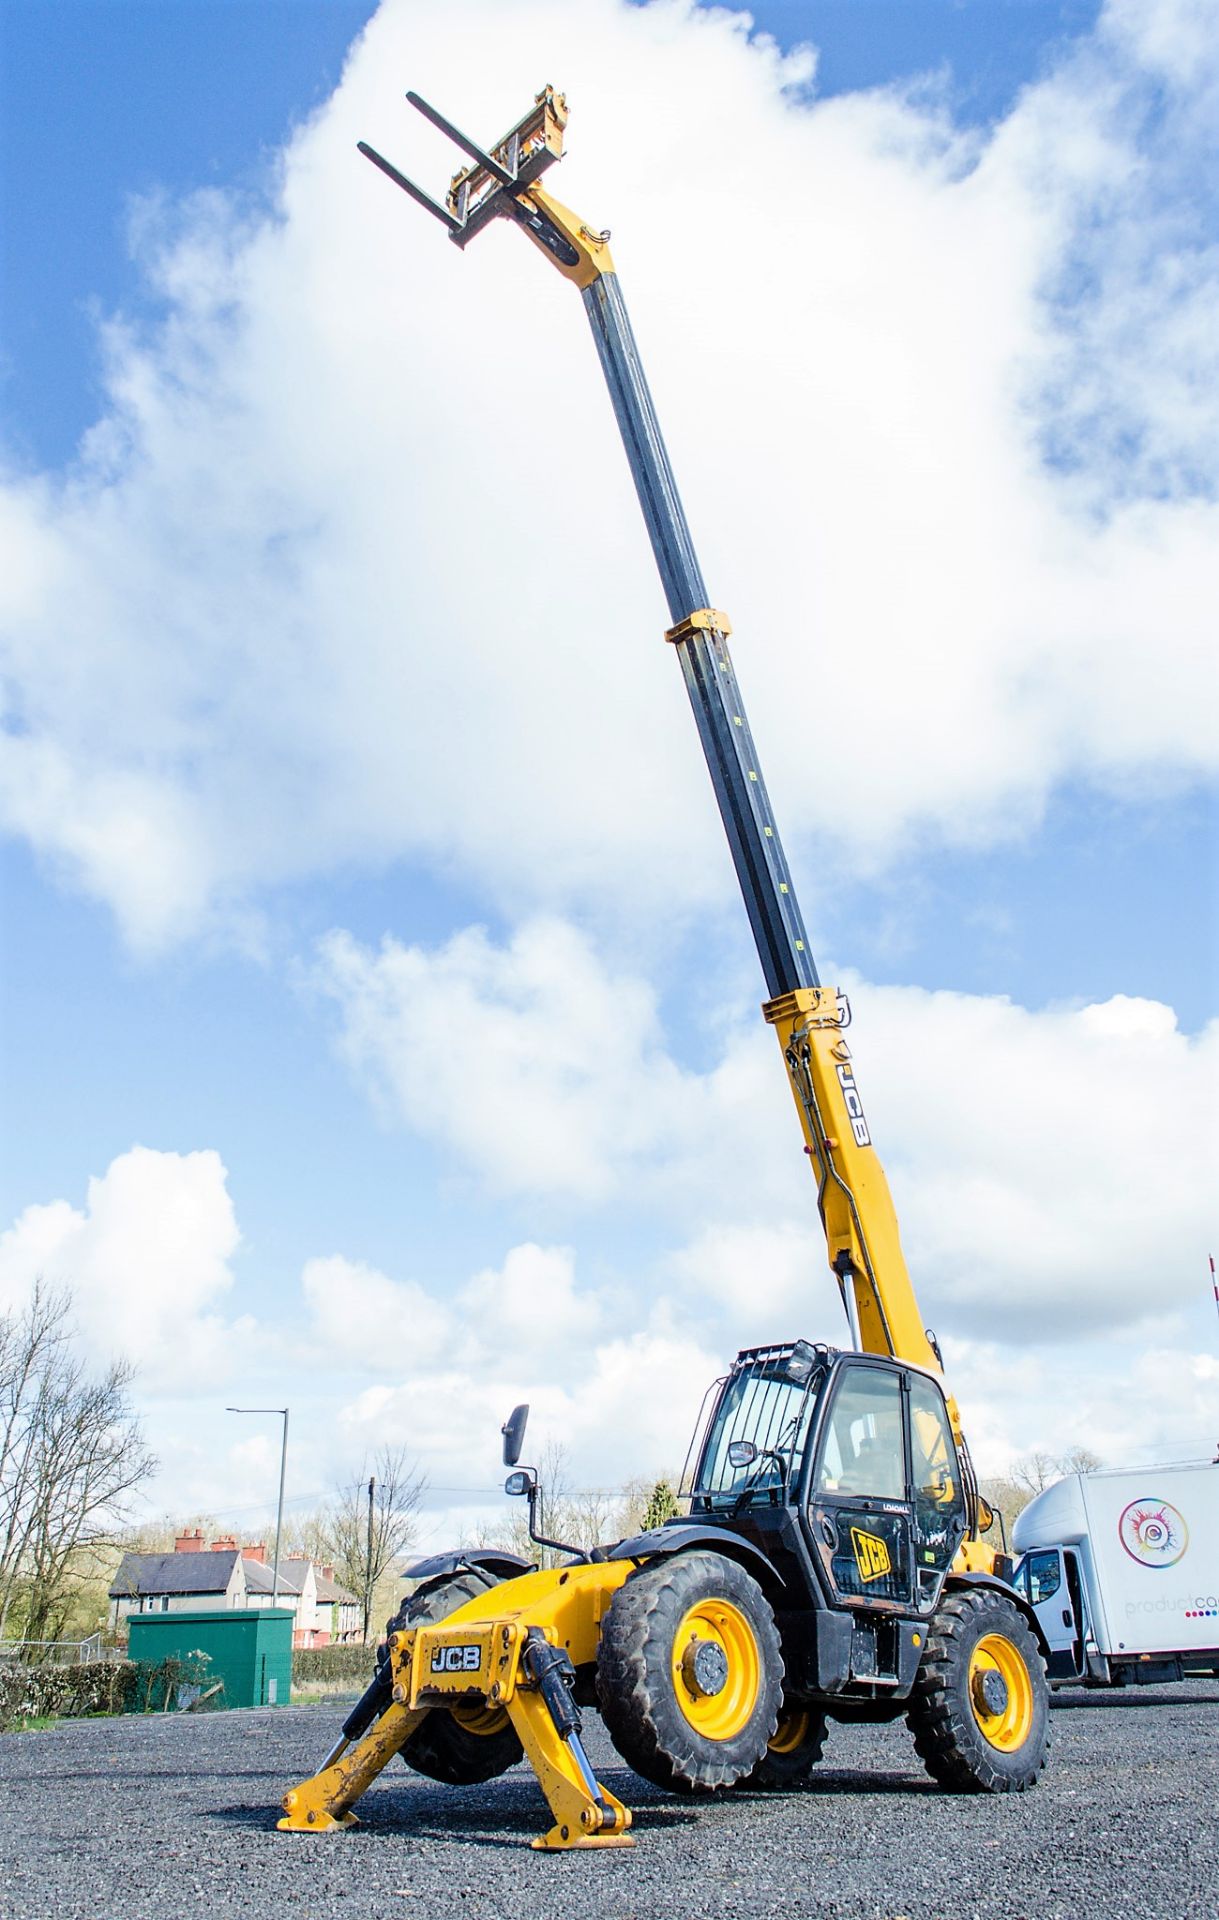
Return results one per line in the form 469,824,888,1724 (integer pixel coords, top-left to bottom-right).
315,914,1219,1350
334,1312,721,1495
292,1234,719,1494
665,1222,847,1353
460,1241,600,1356
301,1254,452,1368
851,980,1219,1337
1,0,1216,949
8,1125,1208,1528
313,918,693,1201
299,1239,600,1376
948,1331,1219,1477
323,1268,1218,1511
302,889,1219,1517
312,913,816,1223
0,1146,251,1391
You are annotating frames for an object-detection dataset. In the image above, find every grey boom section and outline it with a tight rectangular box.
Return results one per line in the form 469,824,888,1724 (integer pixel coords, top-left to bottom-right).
581,271,818,1000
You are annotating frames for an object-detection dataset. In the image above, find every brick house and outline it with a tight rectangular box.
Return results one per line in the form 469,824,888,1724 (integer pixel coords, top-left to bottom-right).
109,1530,361,1647
314,1565,364,1644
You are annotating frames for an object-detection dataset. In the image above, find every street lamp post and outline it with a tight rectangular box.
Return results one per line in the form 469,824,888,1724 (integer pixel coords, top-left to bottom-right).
364,1474,375,1646
226,1405,290,1603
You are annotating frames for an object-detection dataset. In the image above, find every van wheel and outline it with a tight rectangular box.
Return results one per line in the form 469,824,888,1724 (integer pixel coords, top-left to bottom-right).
386,1571,522,1786
596,1551,783,1793
907,1588,1049,1792
743,1699,828,1789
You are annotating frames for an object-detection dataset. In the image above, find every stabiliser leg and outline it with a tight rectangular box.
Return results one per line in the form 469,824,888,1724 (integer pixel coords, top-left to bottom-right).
278,1695,427,1831
278,1618,632,1848
511,1627,633,1850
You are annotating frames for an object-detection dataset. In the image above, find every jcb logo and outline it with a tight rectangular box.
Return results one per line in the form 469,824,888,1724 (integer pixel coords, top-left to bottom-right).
850,1527,892,1583
430,1643,482,1674
836,1065,871,1147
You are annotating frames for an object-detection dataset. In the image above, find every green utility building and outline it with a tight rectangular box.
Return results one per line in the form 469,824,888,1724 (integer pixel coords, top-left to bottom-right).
127,1607,293,1709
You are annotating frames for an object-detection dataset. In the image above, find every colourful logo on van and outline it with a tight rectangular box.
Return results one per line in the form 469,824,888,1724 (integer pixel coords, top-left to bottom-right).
1118,1497,1188,1569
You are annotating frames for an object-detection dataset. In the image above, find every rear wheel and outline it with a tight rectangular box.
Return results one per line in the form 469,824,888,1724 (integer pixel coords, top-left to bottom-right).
907,1588,1049,1793
386,1571,523,1786
743,1698,828,1789
596,1551,783,1793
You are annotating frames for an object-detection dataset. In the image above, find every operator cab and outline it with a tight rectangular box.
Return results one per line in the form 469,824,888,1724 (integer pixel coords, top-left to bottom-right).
688,1341,971,1617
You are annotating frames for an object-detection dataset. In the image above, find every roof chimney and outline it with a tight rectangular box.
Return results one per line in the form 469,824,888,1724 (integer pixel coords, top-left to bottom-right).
210,1533,238,1553
174,1527,205,1554
242,1542,267,1564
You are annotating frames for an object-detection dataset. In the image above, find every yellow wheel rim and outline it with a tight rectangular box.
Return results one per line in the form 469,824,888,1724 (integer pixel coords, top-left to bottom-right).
968,1633,1035,1752
672,1597,760,1741
449,1699,510,1738
767,1704,810,1756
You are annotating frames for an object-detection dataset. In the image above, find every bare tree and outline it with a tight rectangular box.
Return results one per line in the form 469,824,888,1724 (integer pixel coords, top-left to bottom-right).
1058,1445,1104,1477
321,1446,427,1643
0,1282,62,1629
981,1444,1107,1547
1010,1450,1063,1499
1011,1445,1105,1499
0,1282,155,1644
275,1509,333,1565
465,1453,685,1568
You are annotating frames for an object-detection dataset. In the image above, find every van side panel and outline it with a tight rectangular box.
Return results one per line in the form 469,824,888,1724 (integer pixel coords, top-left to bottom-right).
1080,1465,1218,1661
1015,1463,1218,1662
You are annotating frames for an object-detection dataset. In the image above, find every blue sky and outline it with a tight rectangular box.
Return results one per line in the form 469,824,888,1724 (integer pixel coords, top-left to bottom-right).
0,0,1215,1542
2,0,1103,470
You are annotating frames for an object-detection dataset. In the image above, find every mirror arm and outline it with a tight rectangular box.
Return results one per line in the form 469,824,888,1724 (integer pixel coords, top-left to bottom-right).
523,1481,588,1565
728,1444,788,1518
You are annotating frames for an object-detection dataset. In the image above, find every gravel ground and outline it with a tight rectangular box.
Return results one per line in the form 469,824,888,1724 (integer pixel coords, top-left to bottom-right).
2,1683,1216,1920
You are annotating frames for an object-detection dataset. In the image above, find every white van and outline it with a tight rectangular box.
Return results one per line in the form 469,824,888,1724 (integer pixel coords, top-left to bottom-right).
1011,1460,1218,1688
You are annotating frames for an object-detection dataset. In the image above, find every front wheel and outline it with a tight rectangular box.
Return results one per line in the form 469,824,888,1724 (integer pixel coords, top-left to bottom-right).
907,1588,1049,1793
596,1550,783,1794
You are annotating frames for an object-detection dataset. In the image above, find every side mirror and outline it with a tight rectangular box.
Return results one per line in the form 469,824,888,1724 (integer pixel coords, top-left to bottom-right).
504,1468,536,1498
728,1440,758,1470
501,1403,530,1467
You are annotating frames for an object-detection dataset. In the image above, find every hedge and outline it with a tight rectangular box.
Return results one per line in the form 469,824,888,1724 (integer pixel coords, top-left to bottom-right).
0,1655,209,1730
292,1643,377,1687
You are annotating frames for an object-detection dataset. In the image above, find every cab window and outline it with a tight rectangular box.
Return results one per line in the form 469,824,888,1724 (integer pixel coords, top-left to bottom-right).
1022,1550,1062,1606
696,1366,815,1506
908,1374,962,1514
815,1367,904,1500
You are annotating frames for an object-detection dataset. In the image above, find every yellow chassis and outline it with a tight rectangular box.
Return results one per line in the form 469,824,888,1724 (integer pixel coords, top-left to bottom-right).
279,1564,636,1850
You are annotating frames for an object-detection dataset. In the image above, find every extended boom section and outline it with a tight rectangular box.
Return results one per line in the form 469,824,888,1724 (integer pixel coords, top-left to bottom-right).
358,85,950,1381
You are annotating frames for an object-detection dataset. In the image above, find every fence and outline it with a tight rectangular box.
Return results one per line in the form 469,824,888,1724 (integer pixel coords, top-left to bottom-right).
0,1634,107,1666
0,1652,211,1729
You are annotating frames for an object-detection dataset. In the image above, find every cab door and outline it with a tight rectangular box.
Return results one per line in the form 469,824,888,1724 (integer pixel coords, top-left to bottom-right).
807,1362,915,1609
907,1371,968,1609
1017,1547,1083,1680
